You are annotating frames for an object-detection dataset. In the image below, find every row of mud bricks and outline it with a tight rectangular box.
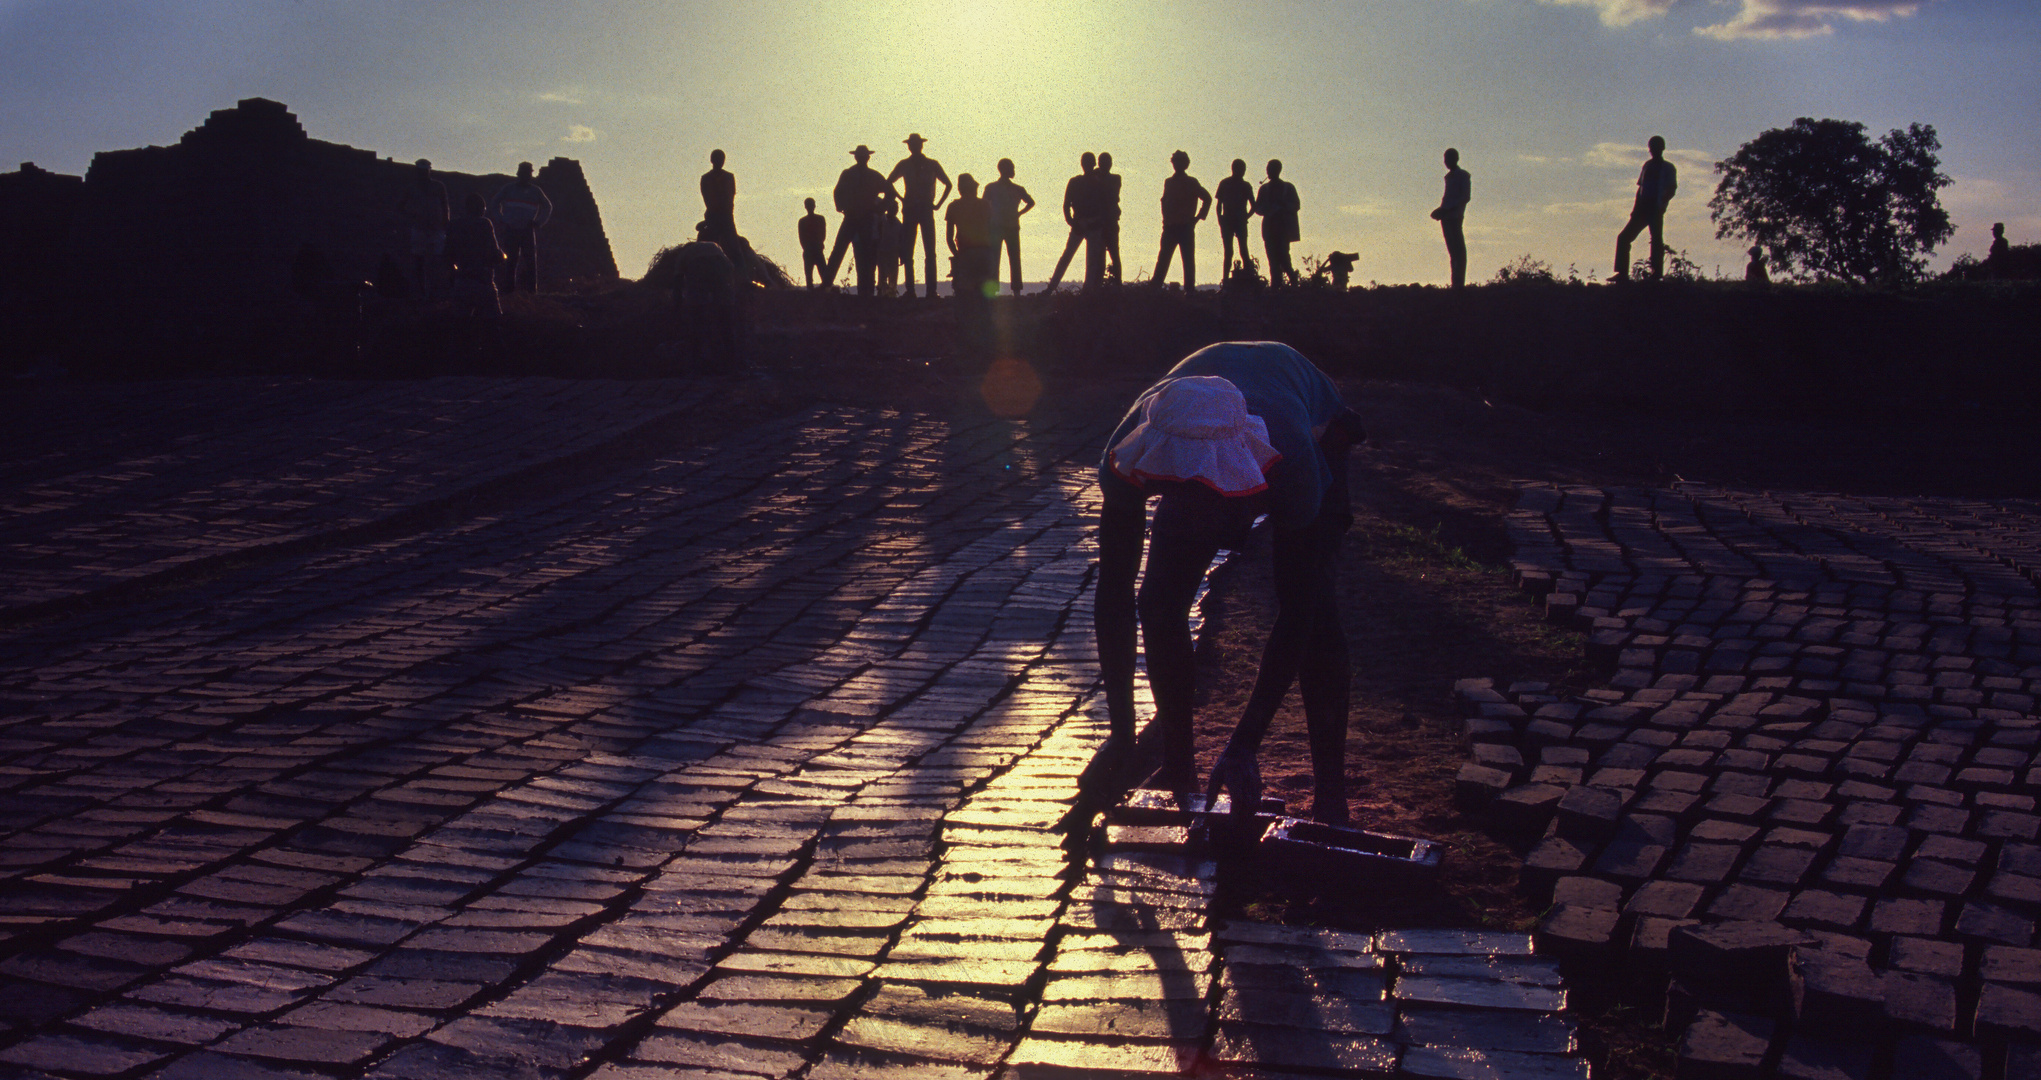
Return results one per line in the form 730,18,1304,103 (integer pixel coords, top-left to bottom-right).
1451,557,2041,1077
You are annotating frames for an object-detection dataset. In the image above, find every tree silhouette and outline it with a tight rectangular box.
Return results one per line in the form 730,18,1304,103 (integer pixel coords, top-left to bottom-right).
1709,117,1952,286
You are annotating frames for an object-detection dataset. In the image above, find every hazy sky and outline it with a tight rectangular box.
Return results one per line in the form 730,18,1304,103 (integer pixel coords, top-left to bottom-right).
3,0,2035,286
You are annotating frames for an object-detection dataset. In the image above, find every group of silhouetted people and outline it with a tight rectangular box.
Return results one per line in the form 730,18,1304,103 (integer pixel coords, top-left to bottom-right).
396,159,553,314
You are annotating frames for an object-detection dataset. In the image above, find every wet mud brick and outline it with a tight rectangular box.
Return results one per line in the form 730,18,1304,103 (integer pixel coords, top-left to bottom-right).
1677,1009,1776,1080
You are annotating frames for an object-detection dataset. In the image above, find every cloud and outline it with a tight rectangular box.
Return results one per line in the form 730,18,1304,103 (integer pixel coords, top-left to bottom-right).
536,88,587,105
1694,0,1926,40
1339,199,1397,217
1584,141,1714,169
1539,0,1929,39
562,125,599,143
1539,0,1676,27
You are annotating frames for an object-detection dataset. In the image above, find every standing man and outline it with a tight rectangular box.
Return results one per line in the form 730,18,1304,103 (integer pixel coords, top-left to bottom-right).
1613,136,1677,282
983,158,1036,296
1152,150,1212,290
489,162,553,294
825,144,890,297
701,149,737,241
1256,159,1300,287
1044,152,1100,292
397,159,448,300
445,192,504,317
946,173,994,298
1095,342,1365,823
1986,223,2011,280
1214,159,1256,283
797,198,827,289
888,134,952,299
1096,152,1124,282
1430,148,1471,289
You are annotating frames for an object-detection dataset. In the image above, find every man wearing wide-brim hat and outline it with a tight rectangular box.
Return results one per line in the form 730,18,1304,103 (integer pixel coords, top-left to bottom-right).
825,144,892,296
888,134,952,299
1095,341,1367,824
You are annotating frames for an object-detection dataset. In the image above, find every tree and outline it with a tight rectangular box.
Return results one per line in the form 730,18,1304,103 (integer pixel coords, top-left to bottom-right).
1709,117,1953,286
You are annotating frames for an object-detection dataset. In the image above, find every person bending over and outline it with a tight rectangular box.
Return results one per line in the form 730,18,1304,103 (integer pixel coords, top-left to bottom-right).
1094,342,1365,824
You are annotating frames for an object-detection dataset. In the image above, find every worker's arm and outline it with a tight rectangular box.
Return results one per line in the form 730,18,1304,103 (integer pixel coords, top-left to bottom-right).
1224,416,1361,753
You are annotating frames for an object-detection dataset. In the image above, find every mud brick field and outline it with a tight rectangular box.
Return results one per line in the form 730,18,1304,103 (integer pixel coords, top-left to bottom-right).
0,360,2032,1080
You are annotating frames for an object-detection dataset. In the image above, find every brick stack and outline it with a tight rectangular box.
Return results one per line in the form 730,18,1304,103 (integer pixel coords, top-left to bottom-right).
1459,482,2041,1077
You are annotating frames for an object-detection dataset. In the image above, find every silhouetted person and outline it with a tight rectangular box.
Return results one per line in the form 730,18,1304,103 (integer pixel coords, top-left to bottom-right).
1323,251,1358,290
1097,152,1124,282
875,189,903,295
1987,223,2011,280
948,173,995,354
1152,150,1212,290
1257,159,1300,286
888,134,952,299
673,226,742,371
1430,148,1470,289
489,162,552,293
397,158,448,300
946,173,994,295
702,149,736,239
983,158,1036,295
798,198,827,289
1613,136,1677,282
1744,244,1770,287
825,145,891,296
445,192,504,316
1215,159,1256,283
1045,152,1102,293
1096,343,1365,822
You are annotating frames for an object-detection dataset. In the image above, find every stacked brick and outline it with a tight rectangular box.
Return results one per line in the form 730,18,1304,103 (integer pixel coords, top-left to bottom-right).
1460,482,2041,1077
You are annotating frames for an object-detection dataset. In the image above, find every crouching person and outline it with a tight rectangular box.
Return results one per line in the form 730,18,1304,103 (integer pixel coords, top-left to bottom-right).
1095,342,1365,823
672,226,744,372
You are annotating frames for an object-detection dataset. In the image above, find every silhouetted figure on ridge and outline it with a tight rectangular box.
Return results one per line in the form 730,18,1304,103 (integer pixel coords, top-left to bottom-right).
1257,159,1300,287
672,226,742,371
446,192,505,316
701,150,736,238
825,144,891,296
489,161,552,293
1988,223,2011,280
1045,152,1102,292
1613,136,1677,282
1152,151,1212,290
888,134,952,299
983,159,1036,295
798,198,827,289
1431,148,1470,289
1323,252,1358,290
1215,159,1256,283
876,189,904,295
1097,152,1124,282
946,173,994,295
397,159,448,300
1745,244,1770,287
948,173,995,352
1096,343,1366,822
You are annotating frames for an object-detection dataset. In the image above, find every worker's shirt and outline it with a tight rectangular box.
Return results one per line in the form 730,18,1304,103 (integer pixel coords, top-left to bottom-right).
1099,342,1346,531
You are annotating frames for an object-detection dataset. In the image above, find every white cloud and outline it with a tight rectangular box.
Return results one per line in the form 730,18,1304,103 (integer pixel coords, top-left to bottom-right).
536,88,587,105
1539,0,1676,27
1539,0,1929,39
1584,141,1714,169
1339,198,1397,217
562,125,599,143
1695,1,1926,40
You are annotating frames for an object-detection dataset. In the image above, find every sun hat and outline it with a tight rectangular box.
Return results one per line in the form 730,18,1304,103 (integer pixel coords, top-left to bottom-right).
1109,376,1280,496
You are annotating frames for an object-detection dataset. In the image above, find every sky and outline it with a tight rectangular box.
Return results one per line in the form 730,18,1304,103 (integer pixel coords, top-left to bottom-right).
3,0,2036,287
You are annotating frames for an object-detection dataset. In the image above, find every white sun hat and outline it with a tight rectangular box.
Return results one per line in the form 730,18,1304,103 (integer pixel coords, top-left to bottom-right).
1109,376,1281,496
